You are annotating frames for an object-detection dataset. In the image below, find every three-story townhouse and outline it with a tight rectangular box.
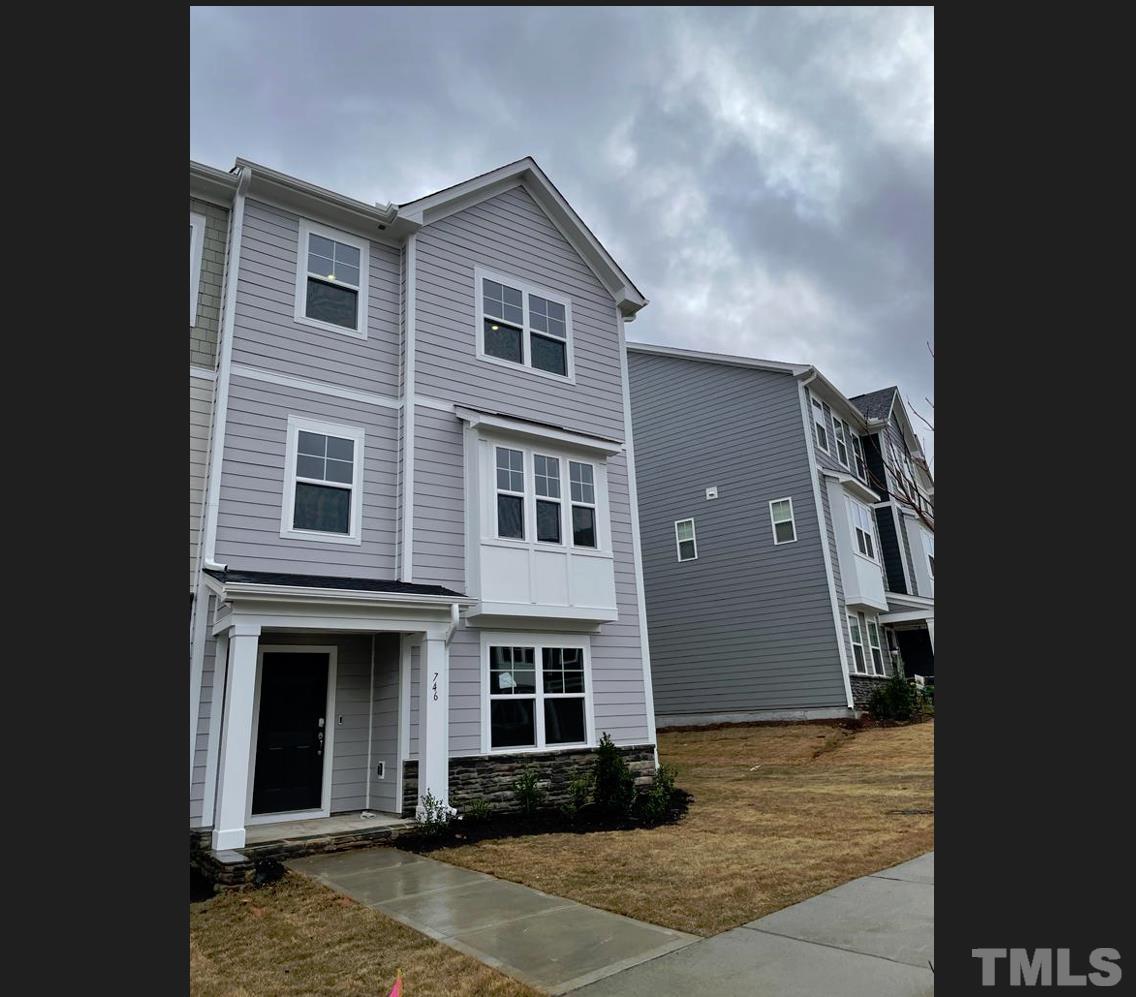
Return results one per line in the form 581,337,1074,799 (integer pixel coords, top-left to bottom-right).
626,342,934,725
188,157,658,853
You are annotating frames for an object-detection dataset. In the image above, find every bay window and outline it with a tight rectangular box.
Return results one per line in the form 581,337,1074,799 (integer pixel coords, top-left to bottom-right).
495,447,526,540
847,497,877,561
569,460,597,548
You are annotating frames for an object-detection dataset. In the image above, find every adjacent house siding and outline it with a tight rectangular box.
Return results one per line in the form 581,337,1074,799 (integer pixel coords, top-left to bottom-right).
232,198,403,398
214,376,399,577
413,186,626,440
190,375,215,589
629,352,847,717
191,196,229,369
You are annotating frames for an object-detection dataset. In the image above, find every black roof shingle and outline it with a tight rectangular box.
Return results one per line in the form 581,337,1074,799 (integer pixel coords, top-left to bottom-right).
204,568,465,599
849,387,898,421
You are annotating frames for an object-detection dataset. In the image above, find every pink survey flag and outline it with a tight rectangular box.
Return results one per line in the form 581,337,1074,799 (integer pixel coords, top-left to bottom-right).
387,969,403,997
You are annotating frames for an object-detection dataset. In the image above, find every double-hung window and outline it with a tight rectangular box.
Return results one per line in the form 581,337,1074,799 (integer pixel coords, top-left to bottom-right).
833,417,850,468
534,454,562,544
487,640,590,750
810,392,829,452
923,530,935,579
675,518,697,561
848,612,886,676
569,461,597,548
848,614,867,673
847,497,877,560
865,618,885,675
850,432,867,482
281,417,364,544
495,447,526,540
295,220,369,337
190,211,206,326
769,497,797,544
476,267,574,379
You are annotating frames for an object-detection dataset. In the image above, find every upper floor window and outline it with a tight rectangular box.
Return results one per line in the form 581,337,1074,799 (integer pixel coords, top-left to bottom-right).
850,432,867,482
569,461,597,548
495,446,526,540
475,266,574,381
846,497,877,561
923,530,935,578
810,392,829,453
189,211,206,326
294,220,370,338
769,497,797,545
675,518,697,561
832,417,850,468
280,416,364,545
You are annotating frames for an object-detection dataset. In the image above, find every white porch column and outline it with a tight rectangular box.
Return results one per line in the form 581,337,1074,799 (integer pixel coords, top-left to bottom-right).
926,619,935,652
211,623,261,851
416,635,450,816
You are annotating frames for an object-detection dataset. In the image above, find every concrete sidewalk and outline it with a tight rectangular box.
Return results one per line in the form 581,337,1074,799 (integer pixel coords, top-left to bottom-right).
287,847,697,994
573,852,934,996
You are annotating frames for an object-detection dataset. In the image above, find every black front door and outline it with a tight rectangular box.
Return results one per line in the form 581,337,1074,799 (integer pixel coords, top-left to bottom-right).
251,652,329,815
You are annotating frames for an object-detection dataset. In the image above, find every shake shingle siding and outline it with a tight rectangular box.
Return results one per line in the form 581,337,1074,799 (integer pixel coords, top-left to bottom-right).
629,353,847,717
190,196,228,369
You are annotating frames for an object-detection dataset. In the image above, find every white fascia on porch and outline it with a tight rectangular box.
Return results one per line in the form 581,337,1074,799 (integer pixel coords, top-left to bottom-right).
201,575,471,852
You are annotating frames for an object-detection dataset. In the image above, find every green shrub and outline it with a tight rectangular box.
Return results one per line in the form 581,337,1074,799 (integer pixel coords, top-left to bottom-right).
635,763,679,826
867,673,919,721
512,767,546,816
561,772,594,819
418,790,453,837
592,732,636,819
464,797,491,823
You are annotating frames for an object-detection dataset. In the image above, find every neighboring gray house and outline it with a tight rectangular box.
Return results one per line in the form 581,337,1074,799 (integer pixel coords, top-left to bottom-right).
627,343,934,724
189,157,657,852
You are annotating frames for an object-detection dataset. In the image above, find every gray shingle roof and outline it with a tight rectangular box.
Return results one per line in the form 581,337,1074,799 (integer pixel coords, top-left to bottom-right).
849,387,898,421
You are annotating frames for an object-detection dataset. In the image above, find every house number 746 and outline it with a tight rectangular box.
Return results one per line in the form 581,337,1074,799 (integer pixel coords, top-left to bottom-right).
432,672,440,701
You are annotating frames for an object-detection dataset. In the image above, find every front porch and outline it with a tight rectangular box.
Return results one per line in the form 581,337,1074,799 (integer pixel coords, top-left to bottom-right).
197,569,473,853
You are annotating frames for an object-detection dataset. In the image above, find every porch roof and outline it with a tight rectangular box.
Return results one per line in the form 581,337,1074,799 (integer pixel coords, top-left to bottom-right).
204,568,465,599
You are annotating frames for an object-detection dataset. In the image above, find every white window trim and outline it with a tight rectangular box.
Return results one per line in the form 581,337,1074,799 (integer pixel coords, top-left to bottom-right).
568,459,599,549
832,417,850,470
847,614,868,675
533,452,564,545
190,211,207,327
850,431,867,483
495,445,527,541
293,218,370,339
675,518,698,561
473,265,576,384
480,631,595,754
810,390,830,454
865,618,886,676
769,497,798,545
479,433,613,556
846,495,879,564
280,415,365,546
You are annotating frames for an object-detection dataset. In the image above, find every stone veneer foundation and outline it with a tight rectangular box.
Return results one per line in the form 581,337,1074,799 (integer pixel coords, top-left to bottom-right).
402,743,657,815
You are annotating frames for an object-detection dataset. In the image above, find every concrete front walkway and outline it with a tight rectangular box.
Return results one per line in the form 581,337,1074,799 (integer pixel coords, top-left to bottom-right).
287,847,697,994
574,852,935,996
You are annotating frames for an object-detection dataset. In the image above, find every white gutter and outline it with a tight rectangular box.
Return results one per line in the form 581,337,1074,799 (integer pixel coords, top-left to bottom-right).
201,165,252,571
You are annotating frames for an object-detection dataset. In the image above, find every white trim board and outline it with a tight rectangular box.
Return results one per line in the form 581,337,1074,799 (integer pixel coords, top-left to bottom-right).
230,364,400,410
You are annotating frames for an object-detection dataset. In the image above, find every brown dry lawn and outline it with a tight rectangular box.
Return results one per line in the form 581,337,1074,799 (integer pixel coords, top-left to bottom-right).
431,719,934,936
190,872,538,997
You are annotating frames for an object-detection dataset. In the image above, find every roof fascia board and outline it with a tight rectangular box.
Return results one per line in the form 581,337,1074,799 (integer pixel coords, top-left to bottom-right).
818,466,882,504
233,157,420,243
401,158,647,316
627,341,808,377
190,161,239,208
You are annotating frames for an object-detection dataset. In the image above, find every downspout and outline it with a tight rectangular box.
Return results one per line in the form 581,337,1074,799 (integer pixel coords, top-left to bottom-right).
201,164,252,571
400,233,418,582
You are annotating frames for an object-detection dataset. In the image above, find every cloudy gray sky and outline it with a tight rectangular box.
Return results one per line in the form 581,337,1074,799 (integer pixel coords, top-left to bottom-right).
191,6,934,459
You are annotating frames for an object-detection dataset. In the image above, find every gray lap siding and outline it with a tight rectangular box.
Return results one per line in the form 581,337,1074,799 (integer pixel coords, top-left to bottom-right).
630,354,847,716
